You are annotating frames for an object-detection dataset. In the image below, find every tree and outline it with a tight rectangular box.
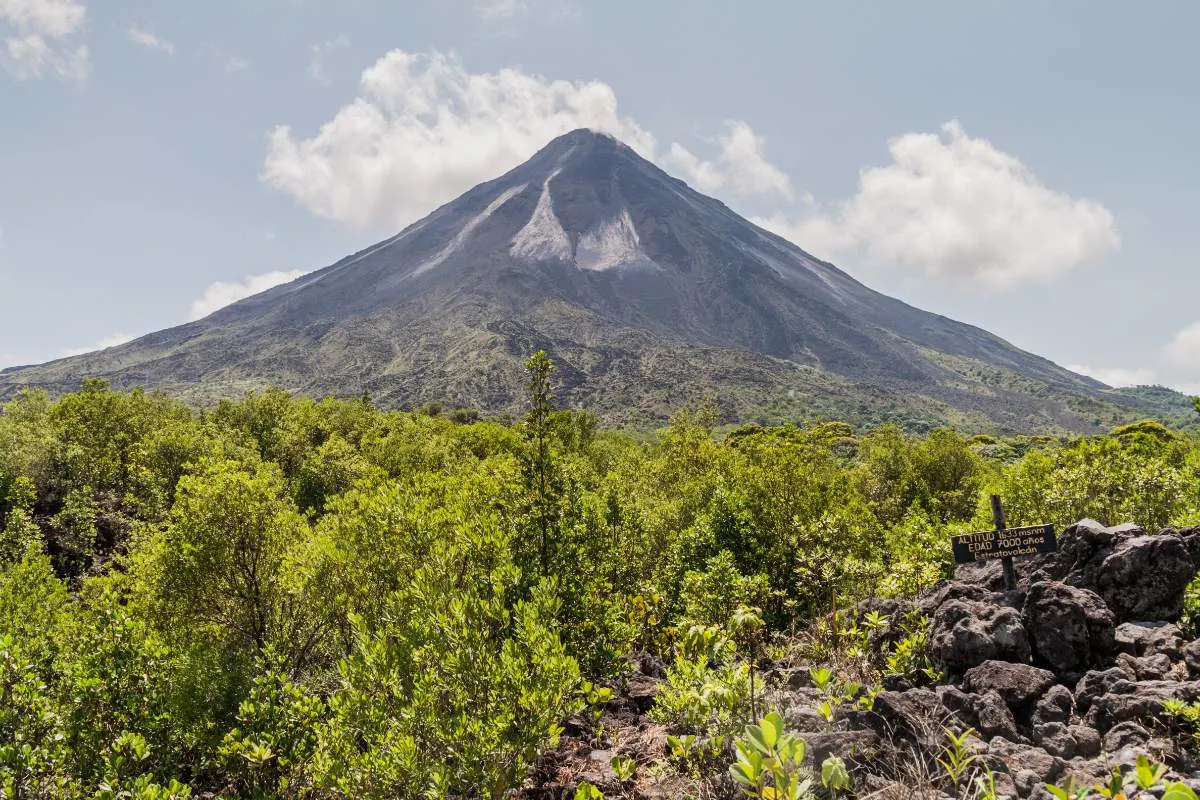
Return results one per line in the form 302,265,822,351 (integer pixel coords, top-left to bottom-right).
312,497,579,798
136,459,326,675
0,476,40,564
522,351,560,576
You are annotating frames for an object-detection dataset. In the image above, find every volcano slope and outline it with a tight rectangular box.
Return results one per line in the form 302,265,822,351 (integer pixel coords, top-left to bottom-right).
0,129,1173,433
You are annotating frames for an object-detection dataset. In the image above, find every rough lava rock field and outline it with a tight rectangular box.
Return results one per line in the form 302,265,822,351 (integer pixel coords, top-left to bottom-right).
521,519,1200,799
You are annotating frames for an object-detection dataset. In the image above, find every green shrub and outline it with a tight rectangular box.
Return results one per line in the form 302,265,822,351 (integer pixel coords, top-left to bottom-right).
650,624,757,737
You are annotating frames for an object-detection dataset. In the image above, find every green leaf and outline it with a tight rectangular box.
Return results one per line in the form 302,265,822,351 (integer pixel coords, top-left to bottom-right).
745,723,772,756
776,734,806,765
821,755,851,790
730,749,764,785
760,712,784,748
1164,784,1200,800
574,782,604,800
610,754,636,782
729,761,755,787
1135,754,1168,789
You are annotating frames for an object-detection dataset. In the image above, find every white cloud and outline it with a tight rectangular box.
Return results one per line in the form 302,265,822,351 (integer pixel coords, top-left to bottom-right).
1063,320,1200,393
1166,321,1200,367
263,49,788,229
0,351,33,370
478,0,527,16
203,43,249,74
309,33,348,84
3,332,137,364
127,25,174,55
60,332,134,358
0,0,82,37
754,210,852,260
1066,364,1154,388
3,31,86,81
0,0,88,81
664,121,793,200
762,121,1119,288
189,270,305,321
476,0,574,19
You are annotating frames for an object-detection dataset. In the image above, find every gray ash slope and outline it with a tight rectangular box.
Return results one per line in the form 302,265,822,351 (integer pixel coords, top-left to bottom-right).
0,129,1168,432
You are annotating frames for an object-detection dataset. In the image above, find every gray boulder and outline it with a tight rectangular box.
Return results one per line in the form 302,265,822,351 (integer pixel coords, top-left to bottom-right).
1095,534,1195,621
801,730,881,769
916,580,992,617
1032,684,1074,726
1176,525,1200,569
1023,581,1115,672
1102,721,1150,751
1032,722,1076,759
1114,621,1185,659
1024,519,1124,585
870,689,947,741
1068,724,1102,758
1075,666,1134,714
929,597,1031,673
987,737,1066,785
1023,520,1197,623
935,684,979,728
1185,639,1200,679
975,689,1021,741
1083,679,1200,732
1114,651,1175,681
963,660,1056,709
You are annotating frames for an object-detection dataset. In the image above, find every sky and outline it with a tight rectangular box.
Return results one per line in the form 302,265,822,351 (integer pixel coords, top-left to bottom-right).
0,0,1196,391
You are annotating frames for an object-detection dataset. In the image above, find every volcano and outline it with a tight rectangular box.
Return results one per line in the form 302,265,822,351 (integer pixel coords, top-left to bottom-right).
0,129,1158,432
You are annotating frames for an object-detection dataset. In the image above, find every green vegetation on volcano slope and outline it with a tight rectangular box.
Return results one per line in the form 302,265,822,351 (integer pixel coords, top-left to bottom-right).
2,365,1200,798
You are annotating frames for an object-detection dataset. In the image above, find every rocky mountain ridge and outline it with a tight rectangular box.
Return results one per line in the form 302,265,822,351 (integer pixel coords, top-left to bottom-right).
0,129,1179,433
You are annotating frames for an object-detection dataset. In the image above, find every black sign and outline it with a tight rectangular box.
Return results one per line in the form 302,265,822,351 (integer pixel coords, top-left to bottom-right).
951,524,1056,565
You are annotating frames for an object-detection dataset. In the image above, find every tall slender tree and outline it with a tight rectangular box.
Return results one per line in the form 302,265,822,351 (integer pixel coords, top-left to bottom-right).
523,351,559,576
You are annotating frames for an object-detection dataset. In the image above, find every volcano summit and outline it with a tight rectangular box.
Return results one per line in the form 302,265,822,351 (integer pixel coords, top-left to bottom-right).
0,130,1162,432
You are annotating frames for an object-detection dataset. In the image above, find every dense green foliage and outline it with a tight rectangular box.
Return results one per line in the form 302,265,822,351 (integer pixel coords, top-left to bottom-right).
2,369,1199,797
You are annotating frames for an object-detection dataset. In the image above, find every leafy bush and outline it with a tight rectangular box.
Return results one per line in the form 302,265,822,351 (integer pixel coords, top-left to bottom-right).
729,712,853,799
0,370,1197,796
311,552,579,797
650,624,757,738
997,436,1195,529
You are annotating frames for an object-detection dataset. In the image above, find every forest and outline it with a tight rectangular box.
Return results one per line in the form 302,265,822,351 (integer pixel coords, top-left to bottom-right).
2,354,1200,799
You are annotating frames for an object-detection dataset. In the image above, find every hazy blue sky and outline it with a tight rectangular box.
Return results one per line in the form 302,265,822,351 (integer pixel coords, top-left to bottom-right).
1,1,1195,390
